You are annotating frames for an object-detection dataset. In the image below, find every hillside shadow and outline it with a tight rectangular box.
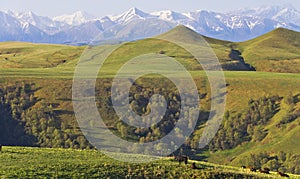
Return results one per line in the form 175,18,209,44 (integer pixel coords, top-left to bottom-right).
294,93,300,103
188,149,209,162
0,108,38,146
56,98,72,101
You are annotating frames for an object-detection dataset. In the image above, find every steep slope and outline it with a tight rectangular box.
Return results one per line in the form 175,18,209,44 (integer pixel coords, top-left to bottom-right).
206,93,300,174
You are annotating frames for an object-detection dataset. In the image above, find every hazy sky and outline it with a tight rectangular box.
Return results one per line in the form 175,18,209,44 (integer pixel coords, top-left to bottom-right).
1,0,300,17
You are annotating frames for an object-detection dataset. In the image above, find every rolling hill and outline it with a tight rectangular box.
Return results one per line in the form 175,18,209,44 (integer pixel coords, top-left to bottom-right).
237,28,300,73
0,42,83,68
156,26,300,73
0,26,299,73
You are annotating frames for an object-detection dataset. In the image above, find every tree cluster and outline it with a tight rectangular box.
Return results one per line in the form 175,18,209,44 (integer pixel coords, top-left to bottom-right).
209,96,279,151
0,82,92,149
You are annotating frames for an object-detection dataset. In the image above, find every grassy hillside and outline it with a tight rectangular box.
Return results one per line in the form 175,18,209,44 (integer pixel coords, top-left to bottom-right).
0,72,298,173
204,93,300,170
0,26,299,176
236,28,300,73
1,146,299,178
0,42,84,68
157,25,233,62
1,27,299,73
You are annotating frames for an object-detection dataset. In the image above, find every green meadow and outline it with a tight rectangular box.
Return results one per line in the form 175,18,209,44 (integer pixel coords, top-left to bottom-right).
1,146,299,178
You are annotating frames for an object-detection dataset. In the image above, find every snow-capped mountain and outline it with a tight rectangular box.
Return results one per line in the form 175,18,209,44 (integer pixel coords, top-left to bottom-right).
109,7,151,24
53,11,96,26
151,10,189,22
238,5,300,25
10,11,68,34
0,11,49,42
0,5,299,44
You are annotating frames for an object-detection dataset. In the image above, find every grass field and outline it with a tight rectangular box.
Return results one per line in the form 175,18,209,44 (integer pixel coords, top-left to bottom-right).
1,146,299,178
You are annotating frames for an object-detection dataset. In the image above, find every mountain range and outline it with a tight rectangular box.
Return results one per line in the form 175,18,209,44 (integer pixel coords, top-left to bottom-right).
0,5,300,44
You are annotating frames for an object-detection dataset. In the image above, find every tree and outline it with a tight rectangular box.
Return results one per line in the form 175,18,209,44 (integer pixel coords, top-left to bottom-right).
283,92,294,106
253,126,267,141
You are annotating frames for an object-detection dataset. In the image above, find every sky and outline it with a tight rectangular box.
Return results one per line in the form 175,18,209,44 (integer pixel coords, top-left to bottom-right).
1,0,300,17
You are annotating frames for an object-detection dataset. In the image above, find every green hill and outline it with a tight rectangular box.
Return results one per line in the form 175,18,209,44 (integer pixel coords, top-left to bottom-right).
156,25,255,71
236,28,300,73
157,26,300,73
0,42,84,68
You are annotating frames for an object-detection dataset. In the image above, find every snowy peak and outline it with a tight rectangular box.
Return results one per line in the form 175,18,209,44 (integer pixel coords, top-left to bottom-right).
127,7,148,17
5,10,40,25
14,11,49,26
110,7,150,24
11,11,67,34
151,10,188,22
53,11,96,26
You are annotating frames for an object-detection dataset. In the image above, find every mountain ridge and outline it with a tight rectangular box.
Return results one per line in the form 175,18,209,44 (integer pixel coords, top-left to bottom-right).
0,5,300,44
